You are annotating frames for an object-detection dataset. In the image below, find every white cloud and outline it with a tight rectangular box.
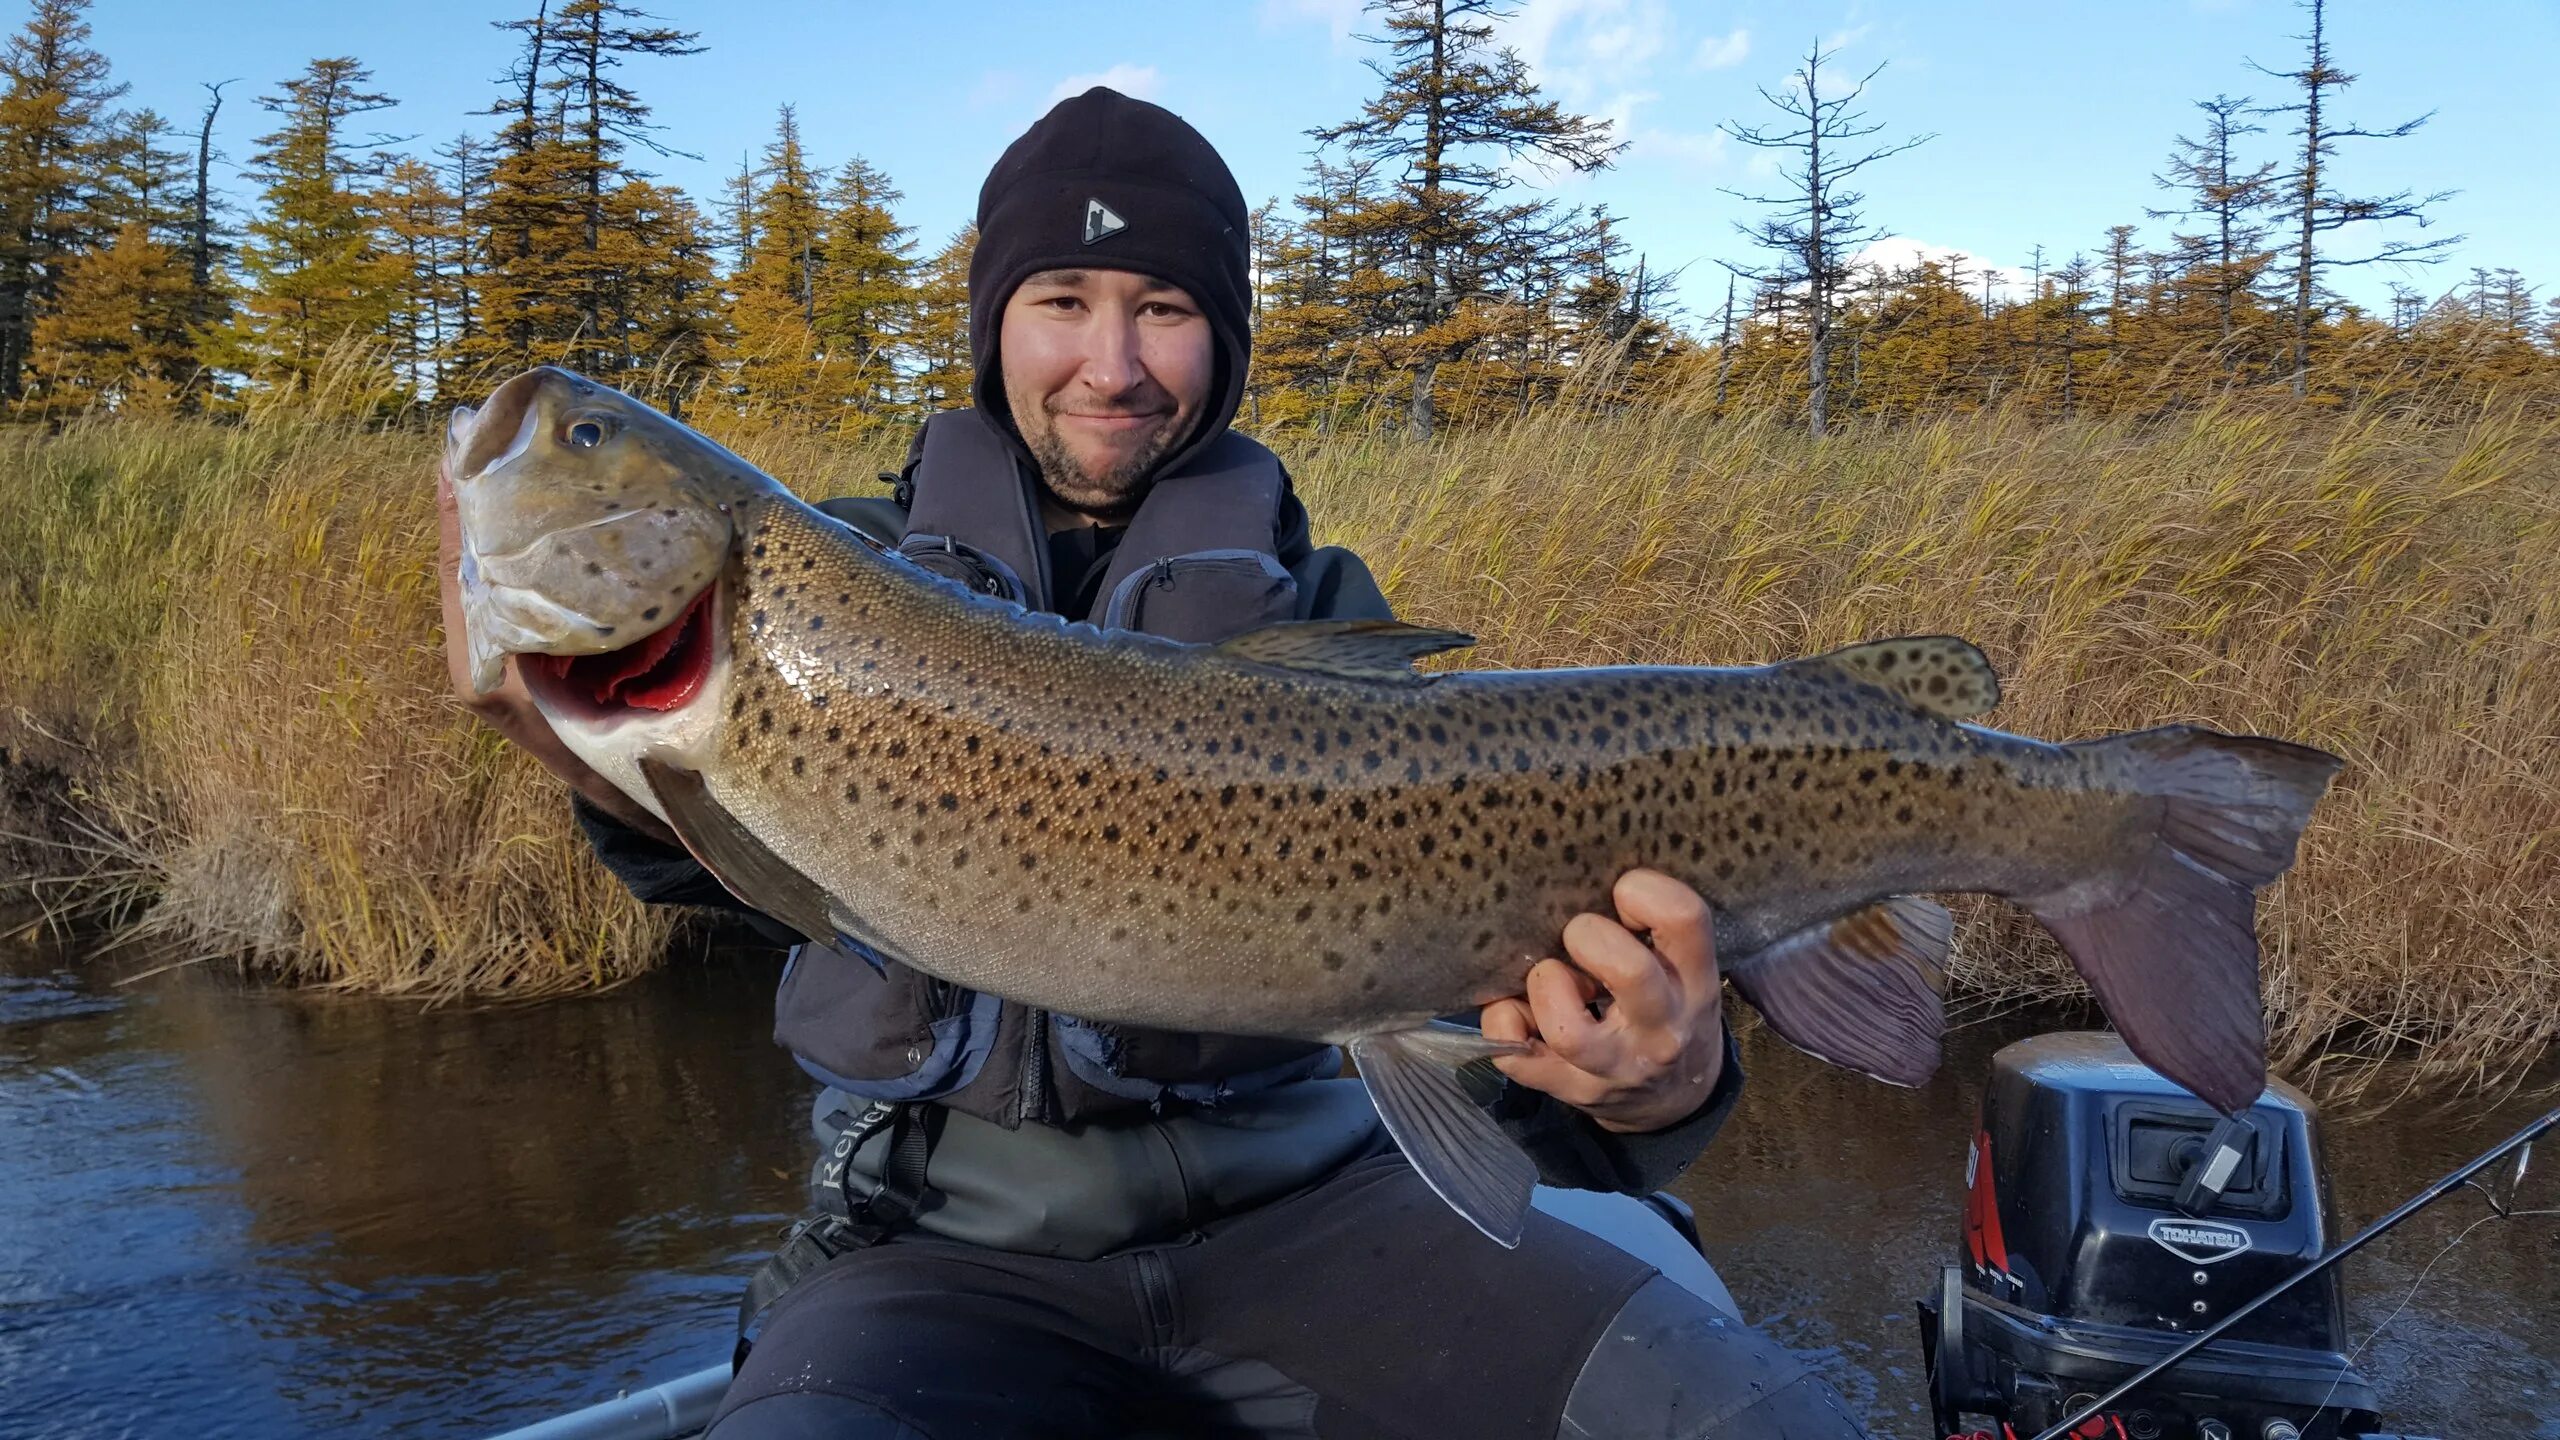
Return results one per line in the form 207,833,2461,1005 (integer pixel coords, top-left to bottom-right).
1692,27,1750,70
1502,0,1673,109
1823,22,1876,54
1638,127,1727,169
1258,0,1366,47
1853,236,2032,299
1050,64,1160,104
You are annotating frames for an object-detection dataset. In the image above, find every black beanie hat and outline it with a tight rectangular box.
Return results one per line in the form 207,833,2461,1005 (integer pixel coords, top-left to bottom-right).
970,87,1252,464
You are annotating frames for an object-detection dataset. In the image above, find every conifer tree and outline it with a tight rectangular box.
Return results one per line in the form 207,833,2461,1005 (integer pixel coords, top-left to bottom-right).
539,0,699,374
0,0,123,401
1719,40,1929,437
2150,94,2277,353
378,154,462,397
230,57,400,396
1309,0,1622,438
814,156,913,423
607,176,718,411
2254,0,2458,396
906,225,974,414
720,105,827,420
436,133,488,364
28,217,188,414
467,2,582,371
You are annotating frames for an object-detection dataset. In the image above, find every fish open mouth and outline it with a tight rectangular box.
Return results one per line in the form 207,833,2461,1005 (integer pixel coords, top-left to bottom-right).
527,586,717,718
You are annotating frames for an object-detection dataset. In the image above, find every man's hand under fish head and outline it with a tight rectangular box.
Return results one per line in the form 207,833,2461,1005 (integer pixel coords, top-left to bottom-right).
1482,869,1726,1135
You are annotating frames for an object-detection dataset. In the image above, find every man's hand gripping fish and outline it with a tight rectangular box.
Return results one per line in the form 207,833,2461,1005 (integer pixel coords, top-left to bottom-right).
447,367,2343,1247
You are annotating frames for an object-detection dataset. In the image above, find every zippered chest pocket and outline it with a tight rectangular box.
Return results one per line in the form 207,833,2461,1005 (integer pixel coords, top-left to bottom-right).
1102,549,1299,643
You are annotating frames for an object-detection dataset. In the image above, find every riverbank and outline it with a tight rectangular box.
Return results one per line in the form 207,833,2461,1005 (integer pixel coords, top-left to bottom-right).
4,390,2554,1094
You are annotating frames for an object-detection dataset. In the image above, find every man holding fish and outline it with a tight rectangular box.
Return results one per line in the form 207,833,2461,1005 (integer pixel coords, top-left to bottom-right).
439,86,2331,1440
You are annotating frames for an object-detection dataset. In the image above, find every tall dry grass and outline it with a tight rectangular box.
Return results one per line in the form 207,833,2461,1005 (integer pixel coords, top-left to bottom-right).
3,380,2552,1094
1294,390,2558,1100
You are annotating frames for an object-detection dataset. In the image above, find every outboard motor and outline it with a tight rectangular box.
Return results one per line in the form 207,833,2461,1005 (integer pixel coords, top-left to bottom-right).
1917,1033,2389,1440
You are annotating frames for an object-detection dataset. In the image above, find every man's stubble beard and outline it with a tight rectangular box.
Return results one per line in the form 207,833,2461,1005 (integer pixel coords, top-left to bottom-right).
1020,398,1187,521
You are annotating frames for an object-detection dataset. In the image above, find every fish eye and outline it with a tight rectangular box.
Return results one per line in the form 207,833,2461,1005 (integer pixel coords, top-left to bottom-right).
565,417,611,448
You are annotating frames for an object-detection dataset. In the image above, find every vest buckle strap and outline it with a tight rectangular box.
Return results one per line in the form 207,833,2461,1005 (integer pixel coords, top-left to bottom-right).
737,1103,939,1370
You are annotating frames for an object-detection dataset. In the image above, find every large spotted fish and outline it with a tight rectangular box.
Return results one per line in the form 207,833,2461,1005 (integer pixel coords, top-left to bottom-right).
447,367,2342,1246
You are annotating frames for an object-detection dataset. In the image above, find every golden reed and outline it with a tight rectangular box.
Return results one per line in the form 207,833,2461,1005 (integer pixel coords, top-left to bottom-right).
4,373,2551,1101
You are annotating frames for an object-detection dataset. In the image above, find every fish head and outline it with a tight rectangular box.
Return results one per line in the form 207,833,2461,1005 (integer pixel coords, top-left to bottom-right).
445,366,769,711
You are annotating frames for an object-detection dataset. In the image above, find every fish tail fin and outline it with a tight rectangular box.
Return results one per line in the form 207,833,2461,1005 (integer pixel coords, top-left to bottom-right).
2030,726,2343,1113
1349,1025,1537,1248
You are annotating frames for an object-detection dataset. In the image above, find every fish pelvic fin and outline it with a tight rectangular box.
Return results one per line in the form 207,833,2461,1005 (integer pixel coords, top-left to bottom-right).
1215,619,1474,684
1349,1024,1537,1248
1726,897,1953,1086
1798,636,2001,720
2032,726,2344,1114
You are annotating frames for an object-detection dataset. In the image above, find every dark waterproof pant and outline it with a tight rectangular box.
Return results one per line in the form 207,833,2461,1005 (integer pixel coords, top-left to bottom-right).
706,1153,1867,1440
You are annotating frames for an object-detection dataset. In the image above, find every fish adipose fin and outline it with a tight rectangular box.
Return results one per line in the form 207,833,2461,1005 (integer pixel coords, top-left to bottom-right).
1349,1024,1537,1248
2032,726,2344,1115
1802,636,2001,720
1216,619,1476,684
637,756,890,970
1726,897,1953,1086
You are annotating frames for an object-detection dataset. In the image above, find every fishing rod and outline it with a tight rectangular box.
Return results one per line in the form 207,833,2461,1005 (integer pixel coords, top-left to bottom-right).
2029,1099,2560,1440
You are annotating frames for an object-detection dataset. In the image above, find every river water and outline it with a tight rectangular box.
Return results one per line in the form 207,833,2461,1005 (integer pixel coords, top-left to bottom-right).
3,929,2553,1439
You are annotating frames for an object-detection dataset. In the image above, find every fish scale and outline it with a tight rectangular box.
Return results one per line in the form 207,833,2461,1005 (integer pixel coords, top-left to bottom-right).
448,365,2343,1247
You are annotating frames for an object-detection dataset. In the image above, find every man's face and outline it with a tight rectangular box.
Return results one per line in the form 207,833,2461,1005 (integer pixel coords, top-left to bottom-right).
999,267,1215,519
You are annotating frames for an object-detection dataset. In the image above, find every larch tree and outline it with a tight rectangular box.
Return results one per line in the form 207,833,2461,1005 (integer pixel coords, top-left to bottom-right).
606,176,719,412
720,105,827,420
814,156,914,425
28,217,189,415
0,0,123,401
2253,0,2458,397
466,1,582,371
377,154,463,397
538,0,699,377
2150,94,2278,354
436,133,488,365
230,57,400,397
905,224,975,415
1718,40,1929,437
1309,0,1622,439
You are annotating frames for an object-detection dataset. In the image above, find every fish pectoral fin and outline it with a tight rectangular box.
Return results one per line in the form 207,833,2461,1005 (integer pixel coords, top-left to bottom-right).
1725,897,1953,1086
637,755,838,945
1215,619,1475,684
1348,1024,1537,1248
1797,636,2002,720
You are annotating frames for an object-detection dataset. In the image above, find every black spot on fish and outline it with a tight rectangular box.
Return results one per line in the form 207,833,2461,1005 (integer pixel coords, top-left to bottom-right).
1321,951,1347,971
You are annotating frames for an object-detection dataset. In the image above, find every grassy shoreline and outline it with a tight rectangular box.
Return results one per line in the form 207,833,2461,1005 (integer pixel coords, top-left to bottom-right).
5,393,2553,1098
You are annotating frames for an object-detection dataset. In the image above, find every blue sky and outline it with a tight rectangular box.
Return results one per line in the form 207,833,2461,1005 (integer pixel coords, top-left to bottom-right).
88,0,2556,324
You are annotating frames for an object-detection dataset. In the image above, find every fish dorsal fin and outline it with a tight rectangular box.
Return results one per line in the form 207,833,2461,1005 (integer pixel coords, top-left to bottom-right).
1214,619,1474,684
1802,636,2001,719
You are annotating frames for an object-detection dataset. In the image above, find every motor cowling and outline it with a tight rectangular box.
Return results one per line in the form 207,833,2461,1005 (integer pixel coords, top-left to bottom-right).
1917,1033,2384,1440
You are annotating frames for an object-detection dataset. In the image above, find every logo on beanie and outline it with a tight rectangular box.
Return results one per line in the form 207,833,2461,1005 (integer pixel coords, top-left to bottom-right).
1083,197,1127,245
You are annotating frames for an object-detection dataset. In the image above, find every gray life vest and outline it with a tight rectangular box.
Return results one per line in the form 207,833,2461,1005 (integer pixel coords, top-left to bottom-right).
770,408,1372,1128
